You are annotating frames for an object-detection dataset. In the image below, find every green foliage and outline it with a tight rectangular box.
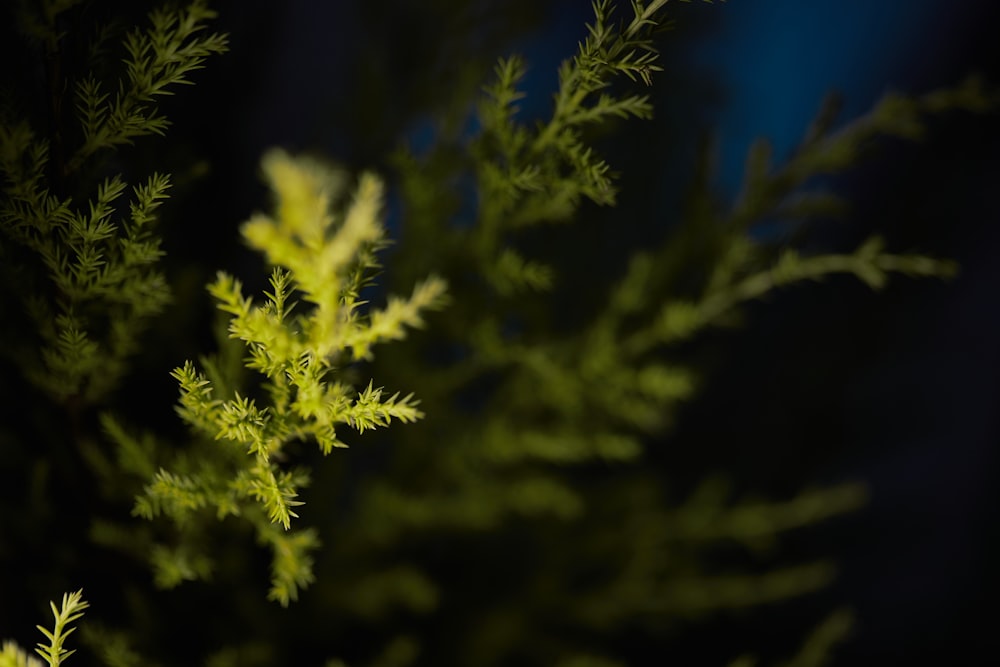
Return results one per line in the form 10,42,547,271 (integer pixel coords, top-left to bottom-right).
474,0,671,235
349,1,989,663
70,1,228,170
385,0,971,518
77,625,148,667
1,0,994,665
0,163,172,402
33,591,88,667
0,0,226,405
119,149,446,605
0,641,43,667
1,591,89,667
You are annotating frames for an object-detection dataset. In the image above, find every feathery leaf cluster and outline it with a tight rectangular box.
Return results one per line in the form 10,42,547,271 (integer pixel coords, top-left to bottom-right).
33,590,88,667
0,151,172,401
0,0,227,404
71,1,227,171
1,591,88,667
124,149,447,604
474,1,722,238
475,0,688,234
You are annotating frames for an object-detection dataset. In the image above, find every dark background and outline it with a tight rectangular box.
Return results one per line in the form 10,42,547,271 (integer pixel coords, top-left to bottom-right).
683,2,1000,663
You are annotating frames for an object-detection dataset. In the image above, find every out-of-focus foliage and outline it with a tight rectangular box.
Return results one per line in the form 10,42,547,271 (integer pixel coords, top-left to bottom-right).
327,2,986,663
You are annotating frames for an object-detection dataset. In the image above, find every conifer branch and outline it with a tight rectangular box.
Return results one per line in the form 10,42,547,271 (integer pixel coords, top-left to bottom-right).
623,237,958,354
730,74,998,230
69,1,228,171
606,79,991,357
128,150,447,603
467,0,716,299
257,523,320,606
33,590,88,667
1,1,226,406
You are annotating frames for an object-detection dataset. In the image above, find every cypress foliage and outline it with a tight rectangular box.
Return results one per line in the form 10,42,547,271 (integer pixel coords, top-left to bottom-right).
0,0,226,406
0,1,993,665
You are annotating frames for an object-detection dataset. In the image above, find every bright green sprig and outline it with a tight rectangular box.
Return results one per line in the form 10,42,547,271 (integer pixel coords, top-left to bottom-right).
33,590,88,667
133,468,208,523
236,151,448,361
131,150,446,603
170,361,222,438
348,381,424,434
0,589,94,667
